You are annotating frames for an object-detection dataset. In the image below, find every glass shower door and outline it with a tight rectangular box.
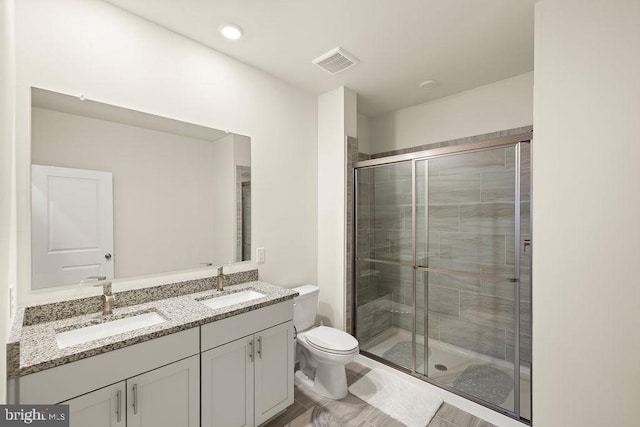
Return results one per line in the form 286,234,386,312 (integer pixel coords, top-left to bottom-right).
415,145,529,417
353,138,532,421
354,161,416,371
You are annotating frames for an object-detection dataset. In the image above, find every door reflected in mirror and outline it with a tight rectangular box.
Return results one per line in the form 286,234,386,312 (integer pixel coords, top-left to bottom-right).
30,87,251,290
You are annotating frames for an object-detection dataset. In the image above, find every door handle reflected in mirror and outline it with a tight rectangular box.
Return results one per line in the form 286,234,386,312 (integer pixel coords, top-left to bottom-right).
105,253,112,260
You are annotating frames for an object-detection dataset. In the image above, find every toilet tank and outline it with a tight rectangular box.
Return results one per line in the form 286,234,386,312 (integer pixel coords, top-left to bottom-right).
292,285,319,332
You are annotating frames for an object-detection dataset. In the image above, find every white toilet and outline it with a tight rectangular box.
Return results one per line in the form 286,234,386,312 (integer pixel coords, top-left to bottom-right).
292,284,359,399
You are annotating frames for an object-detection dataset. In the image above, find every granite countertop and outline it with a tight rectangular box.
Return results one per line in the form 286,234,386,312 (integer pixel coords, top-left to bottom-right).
8,280,298,377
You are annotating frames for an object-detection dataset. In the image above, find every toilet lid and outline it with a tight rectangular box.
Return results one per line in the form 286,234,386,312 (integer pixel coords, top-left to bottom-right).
305,326,358,354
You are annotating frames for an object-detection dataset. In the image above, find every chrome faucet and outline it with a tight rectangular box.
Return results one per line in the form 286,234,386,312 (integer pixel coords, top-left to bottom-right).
216,267,225,292
87,276,115,315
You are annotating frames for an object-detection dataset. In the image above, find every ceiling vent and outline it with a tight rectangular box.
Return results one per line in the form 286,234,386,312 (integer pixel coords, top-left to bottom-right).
312,47,359,74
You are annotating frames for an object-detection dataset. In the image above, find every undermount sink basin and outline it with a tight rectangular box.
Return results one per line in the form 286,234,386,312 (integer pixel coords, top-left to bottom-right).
55,311,166,349
199,290,266,311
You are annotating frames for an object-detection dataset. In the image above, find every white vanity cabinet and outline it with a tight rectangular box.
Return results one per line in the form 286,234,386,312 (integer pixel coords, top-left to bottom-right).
19,327,200,427
63,356,199,427
201,301,294,427
14,298,295,427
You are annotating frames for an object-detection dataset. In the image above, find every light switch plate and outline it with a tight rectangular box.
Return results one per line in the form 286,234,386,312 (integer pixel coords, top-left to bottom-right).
256,247,265,264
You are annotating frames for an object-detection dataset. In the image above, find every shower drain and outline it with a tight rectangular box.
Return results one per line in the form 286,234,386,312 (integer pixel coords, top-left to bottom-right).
434,364,448,371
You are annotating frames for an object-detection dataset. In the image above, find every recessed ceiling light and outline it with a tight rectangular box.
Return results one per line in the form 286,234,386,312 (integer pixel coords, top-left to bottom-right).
419,80,438,89
219,24,243,40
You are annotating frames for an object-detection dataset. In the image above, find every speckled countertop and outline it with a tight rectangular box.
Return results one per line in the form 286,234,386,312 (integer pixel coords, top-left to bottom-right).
8,280,298,378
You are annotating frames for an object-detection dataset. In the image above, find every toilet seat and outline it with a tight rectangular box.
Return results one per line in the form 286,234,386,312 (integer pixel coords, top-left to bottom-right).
304,326,358,355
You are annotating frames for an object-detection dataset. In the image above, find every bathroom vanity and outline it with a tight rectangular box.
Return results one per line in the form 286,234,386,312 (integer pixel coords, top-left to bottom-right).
201,301,294,426
6,276,297,427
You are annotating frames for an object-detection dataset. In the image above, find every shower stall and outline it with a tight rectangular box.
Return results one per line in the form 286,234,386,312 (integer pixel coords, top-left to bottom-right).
353,133,532,422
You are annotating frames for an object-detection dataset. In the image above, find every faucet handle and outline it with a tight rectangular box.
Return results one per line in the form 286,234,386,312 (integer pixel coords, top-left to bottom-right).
217,266,224,276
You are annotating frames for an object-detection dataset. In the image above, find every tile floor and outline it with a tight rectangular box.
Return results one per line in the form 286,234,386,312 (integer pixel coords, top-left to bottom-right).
263,362,496,427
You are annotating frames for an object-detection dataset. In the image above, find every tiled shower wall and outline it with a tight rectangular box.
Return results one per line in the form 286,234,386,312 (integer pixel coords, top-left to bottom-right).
353,126,532,367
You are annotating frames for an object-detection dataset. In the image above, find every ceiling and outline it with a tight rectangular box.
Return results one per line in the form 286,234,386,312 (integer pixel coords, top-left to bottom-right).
103,0,534,118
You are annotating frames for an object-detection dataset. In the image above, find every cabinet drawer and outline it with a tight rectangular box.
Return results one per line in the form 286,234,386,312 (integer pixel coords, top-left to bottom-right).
200,301,293,352
19,327,199,404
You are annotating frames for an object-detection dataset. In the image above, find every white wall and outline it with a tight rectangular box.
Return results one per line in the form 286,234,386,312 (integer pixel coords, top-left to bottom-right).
31,107,238,279
233,134,251,168
370,72,533,153
356,113,371,155
0,0,15,404
317,87,356,330
533,1,640,425
14,0,317,305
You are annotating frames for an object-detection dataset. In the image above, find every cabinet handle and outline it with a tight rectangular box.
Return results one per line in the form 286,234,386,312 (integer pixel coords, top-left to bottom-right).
257,336,262,359
132,384,138,415
249,340,254,361
116,389,122,422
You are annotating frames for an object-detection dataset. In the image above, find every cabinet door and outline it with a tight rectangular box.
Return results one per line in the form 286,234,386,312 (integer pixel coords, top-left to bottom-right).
201,335,254,427
62,381,125,427
254,321,294,426
127,355,199,427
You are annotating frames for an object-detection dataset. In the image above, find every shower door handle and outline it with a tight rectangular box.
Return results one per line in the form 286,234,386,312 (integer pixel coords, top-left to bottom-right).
523,239,532,252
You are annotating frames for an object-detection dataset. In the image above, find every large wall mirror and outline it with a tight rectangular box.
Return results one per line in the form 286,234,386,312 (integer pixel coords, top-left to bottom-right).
30,87,251,290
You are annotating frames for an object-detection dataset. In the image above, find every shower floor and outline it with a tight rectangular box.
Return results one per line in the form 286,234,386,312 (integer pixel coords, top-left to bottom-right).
361,327,531,420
